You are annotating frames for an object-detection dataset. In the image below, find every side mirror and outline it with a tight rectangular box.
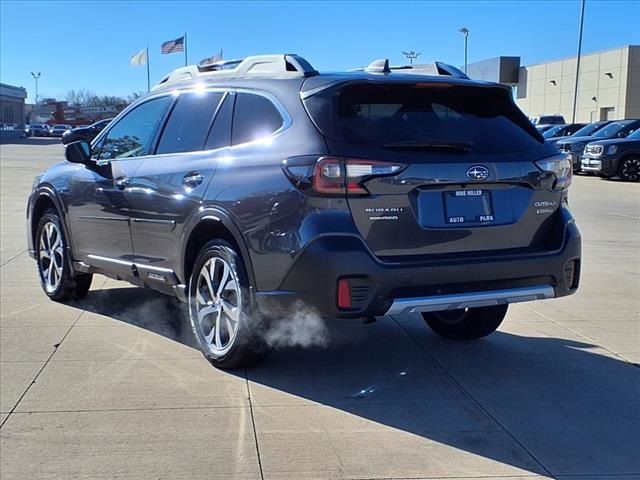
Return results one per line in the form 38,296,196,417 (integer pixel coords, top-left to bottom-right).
65,140,91,165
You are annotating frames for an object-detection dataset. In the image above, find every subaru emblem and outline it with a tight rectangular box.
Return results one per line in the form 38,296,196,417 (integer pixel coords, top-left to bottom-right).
466,165,490,181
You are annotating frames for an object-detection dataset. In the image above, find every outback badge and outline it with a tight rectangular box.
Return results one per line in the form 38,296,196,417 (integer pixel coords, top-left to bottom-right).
466,165,490,181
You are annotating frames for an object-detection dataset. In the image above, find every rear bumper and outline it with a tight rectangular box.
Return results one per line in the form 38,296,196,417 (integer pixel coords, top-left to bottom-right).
255,207,582,319
386,285,555,316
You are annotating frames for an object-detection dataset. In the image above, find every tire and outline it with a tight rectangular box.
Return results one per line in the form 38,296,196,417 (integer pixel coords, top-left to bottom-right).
35,209,93,301
422,305,508,340
618,156,640,182
188,239,267,369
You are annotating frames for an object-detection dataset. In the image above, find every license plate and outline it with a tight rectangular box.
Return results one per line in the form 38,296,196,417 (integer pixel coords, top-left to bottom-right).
444,189,494,224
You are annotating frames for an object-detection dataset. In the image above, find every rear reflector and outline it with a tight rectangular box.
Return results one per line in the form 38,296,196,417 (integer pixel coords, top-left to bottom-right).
337,278,352,309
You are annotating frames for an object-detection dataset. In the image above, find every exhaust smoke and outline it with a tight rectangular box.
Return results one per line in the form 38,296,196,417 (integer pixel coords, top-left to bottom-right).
260,300,330,349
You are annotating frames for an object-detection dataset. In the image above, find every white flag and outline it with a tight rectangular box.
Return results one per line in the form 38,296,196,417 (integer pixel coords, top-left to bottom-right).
130,48,147,67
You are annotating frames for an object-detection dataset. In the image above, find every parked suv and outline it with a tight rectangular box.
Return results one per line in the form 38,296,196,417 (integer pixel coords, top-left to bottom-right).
29,123,50,137
62,118,112,145
546,120,611,147
27,54,581,369
49,124,72,137
531,115,566,126
581,129,640,181
542,123,585,140
556,119,640,172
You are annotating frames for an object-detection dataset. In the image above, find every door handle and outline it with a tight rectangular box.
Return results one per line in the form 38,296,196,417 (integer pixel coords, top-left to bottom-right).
114,177,130,190
183,172,204,188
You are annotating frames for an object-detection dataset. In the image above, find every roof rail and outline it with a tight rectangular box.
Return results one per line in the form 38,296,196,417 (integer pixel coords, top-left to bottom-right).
153,54,318,90
355,59,469,79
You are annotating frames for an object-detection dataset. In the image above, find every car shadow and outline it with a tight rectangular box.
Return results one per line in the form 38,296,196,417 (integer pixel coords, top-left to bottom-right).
69,286,640,476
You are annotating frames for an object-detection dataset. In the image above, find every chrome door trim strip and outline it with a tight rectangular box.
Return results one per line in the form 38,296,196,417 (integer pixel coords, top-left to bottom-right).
132,218,176,226
86,254,133,267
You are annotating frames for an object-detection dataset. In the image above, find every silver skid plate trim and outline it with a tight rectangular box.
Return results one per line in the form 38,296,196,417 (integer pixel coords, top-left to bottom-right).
386,285,555,316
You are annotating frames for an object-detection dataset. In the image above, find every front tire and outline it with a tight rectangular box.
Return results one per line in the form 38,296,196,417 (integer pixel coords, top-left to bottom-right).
618,156,640,182
188,240,267,369
422,305,508,340
35,209,92,301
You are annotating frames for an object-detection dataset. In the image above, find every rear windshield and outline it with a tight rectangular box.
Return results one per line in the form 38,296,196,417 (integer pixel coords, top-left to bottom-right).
542,125,564,138
591,122,629,138
303,83,542,155
572,123,604,137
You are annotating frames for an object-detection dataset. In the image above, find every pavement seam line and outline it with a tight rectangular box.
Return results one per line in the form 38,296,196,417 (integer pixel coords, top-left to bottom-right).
0,248,27,267
245,367,266,480
389,315,554,478
518,303,635,364
0,277,108,429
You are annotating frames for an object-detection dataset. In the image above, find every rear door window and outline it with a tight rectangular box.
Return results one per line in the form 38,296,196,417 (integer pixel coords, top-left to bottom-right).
156,91,224,154
232,93,283,145
304,83,542,155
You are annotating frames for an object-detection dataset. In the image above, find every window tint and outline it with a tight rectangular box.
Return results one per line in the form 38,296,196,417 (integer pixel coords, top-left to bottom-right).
304,83,542,155
205,93,233,150
99,97,171,161
156,91,223,154
232,93,283,145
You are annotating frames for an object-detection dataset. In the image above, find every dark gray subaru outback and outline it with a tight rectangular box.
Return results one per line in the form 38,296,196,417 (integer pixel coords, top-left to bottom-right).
27,54,581,368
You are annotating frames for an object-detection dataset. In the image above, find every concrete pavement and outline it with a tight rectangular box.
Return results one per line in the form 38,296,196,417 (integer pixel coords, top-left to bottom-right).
1,139,639,479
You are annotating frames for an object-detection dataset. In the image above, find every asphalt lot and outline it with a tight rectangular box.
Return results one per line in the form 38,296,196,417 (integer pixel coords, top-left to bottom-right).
0,138,639,480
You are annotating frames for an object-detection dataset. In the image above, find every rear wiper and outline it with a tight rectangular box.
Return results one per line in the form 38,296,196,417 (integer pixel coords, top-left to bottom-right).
383,140,473,152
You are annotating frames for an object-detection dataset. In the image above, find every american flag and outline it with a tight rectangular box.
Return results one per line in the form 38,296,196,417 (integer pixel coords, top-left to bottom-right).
161,36,184,54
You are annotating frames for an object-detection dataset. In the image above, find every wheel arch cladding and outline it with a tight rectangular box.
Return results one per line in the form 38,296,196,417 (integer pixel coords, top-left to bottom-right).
31,193,58,248
183,218,255,288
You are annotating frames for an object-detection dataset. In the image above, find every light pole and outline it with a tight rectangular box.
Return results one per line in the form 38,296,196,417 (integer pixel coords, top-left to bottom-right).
459,27,469,74
402,51,421,65
30,72,41,105
572,0,586,123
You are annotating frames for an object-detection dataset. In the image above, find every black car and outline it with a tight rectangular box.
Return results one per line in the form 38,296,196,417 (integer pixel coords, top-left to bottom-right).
27,54,581,369
556,119,640,172
543,123,586,140
581,129,640,181
546,120,611,147
62,119,112,145
29,124,50,137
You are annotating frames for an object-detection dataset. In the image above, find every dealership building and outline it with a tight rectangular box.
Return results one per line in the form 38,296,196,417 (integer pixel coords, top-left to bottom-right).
0,83,27,128
468,45,640,123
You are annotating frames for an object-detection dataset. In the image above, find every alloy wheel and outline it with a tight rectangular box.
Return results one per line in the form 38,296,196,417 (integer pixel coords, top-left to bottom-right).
192,257,241,356
621,158,640,181
38,221,64,293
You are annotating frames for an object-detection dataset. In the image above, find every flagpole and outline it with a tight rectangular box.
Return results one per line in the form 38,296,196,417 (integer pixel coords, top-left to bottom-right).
146,46,150,92
184,32,188,66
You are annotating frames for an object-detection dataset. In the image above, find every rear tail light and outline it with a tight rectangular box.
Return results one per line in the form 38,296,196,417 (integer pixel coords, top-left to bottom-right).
283,156,406,196
535,154,572,190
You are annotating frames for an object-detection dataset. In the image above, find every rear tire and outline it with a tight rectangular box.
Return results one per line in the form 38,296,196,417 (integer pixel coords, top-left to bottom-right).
188,239,268,369
422,305,508,340
35,209,93,301
618,156,640,182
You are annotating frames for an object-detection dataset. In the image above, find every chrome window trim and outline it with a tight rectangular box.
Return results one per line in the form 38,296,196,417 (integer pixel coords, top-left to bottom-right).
93,86,291,161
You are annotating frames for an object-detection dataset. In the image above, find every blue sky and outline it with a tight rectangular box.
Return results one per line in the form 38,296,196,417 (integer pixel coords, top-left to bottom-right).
1,0,638,103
